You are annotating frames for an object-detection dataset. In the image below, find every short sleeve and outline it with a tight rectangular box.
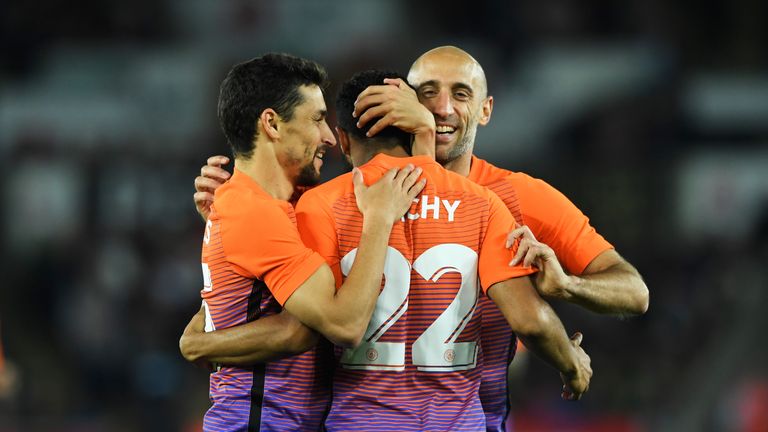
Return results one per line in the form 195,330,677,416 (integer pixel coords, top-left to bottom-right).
517,177,613,274
478,192,537,292
295,190,343,288
219,197,325,305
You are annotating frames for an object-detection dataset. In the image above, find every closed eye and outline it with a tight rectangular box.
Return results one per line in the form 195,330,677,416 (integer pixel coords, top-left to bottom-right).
454,90,470,100
419,87,438,98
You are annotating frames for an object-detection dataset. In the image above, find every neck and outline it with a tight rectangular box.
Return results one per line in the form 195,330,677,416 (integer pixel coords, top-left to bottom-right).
234,142,294,201
443,151,473,177
353,144,411,167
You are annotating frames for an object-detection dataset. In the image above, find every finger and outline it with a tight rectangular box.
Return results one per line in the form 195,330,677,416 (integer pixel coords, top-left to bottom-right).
520,225,534,238
407,179,427,200
561,384,573,400
357,104,392,130
195,176,224,193
201,165,231,182
353,87,390,116
571,332,583,346
206,155,230,167
522,245,545,268
380,167,398,183
563,386,582,401
355,84,389,102
509,237,531,266
505,227,526,248
506,225,535,248
392,164,415,186
383,77,407,88
366,114,398,137
194,191,214,206
355,95,389,122
401,166,423,191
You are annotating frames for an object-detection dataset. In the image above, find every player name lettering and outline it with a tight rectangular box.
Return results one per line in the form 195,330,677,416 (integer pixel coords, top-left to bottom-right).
400,195,460,222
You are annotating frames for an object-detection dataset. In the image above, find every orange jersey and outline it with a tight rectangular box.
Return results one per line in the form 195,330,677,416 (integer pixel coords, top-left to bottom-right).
200,169,328,431
468,155,612,273
468,155,613,431
295,154,535,431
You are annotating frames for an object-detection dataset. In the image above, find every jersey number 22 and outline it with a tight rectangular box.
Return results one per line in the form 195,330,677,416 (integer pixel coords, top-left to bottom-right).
339,244,480,372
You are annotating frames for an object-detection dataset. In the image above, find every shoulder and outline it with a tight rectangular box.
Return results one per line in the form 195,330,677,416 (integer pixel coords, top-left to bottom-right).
296,172,353,209
425,165,506,218
471,157,529,186
428,163,488,193
215,182,289,225
473,158,567,201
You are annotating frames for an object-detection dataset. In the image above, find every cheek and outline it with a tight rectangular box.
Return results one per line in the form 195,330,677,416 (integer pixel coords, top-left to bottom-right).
419,99,437,113
461,105,481,123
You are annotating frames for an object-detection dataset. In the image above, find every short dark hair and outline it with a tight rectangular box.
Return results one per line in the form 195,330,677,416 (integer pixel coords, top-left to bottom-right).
217,53,328,158
335,70,411,151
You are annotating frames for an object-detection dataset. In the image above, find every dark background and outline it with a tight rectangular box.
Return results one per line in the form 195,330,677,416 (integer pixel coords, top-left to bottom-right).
1,1,766,431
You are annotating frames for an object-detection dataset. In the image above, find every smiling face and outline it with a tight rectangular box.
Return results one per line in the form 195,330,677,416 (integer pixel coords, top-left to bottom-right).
277,84,337,186
407,47,493,168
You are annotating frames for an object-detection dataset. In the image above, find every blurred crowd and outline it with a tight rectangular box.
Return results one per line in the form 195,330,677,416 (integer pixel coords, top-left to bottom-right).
1,1,766,431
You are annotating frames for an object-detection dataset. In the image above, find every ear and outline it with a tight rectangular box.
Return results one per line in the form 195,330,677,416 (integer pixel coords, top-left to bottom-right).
259,109,280,140
336,126,351,158
478,95,493,126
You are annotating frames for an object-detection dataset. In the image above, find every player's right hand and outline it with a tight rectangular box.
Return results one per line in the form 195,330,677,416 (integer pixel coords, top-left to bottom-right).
194,155,231,221
352,164,426,224
507,225,572,300
559,332,592,401
353,78,436,143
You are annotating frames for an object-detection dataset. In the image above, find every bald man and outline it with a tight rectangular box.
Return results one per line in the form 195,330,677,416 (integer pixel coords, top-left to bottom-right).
352,45,648,430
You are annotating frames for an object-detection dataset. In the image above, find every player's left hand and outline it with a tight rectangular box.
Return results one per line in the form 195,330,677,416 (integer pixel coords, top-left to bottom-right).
353,78,436,142
506,225,573,300
352,164,426,224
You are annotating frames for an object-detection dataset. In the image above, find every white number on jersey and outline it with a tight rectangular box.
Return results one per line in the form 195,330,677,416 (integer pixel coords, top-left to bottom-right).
339,244,480,372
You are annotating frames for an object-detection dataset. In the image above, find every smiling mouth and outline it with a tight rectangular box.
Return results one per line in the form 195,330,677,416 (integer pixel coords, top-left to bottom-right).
313,148,325,168
436,125,456,134
436,125,457,143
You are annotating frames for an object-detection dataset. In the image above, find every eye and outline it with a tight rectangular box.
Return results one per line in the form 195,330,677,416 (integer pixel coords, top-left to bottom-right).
454,90,470,100
419,88,437,98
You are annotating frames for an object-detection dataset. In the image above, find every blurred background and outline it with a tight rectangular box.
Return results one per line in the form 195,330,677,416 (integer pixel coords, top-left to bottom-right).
1,0,767,431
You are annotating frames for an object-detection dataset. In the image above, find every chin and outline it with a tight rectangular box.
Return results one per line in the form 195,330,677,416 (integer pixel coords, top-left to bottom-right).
434,148,454,165
296,169,321,187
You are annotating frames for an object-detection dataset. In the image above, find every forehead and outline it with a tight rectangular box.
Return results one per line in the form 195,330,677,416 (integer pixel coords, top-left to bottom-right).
294,84,327,114
408,53,485,92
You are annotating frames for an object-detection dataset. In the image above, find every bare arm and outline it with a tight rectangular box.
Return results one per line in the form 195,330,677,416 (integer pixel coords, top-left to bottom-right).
508,226,649,316
284,167,425,348
487,276,592,400
566,250,649,315
179,307,318,366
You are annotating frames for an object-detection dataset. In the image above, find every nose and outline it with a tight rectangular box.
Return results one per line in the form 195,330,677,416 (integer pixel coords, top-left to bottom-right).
322,121,337,147
432,90,454,118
